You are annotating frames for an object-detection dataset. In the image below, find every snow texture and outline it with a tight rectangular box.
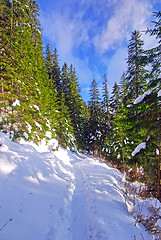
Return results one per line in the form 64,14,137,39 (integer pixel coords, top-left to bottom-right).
35,121,42,130
25,121,32,133
12,99,20,106
33,105,40,111
0,132,155,240
23,132,29,140
132,142,146,156
134,90,152,104
158,90,161,97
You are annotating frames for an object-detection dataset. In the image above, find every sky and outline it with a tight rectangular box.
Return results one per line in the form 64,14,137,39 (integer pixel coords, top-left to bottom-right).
37,0,161,102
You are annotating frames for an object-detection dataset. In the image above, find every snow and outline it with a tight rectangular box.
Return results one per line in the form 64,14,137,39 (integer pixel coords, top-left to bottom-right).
132,198,160,220
33,105,40,111
46,120,51,130
37,88,41,94
0,132,155,240
6,131,14,140
35,121,42,130
134,90,152,104
132,142,146,157
12,99,20,106
23,132,29,140
156,149,159,155
158,90,161,97
25,121,32,133
45,131,52,139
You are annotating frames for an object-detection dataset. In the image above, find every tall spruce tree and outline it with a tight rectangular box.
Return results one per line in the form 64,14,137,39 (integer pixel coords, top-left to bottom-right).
126,30,148,102
52,48,61,99
130,12,161,199
110,82,122,163
101,74,110,158
68,65,85,149
88,79,102,156
0,0,54,141
45,44,53,81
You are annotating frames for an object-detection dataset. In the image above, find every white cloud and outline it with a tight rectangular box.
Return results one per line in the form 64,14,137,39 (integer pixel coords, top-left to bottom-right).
40,10,90,57
107,48,127,93
93,0,153,53
38,0,159,102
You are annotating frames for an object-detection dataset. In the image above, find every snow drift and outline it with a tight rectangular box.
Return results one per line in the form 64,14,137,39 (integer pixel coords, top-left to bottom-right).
0,132,155,240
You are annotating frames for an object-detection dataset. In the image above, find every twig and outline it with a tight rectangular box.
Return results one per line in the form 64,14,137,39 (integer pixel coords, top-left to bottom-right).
0,218,12,231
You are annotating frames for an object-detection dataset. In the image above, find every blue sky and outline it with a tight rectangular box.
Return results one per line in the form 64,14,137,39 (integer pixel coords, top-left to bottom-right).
37,0,161,102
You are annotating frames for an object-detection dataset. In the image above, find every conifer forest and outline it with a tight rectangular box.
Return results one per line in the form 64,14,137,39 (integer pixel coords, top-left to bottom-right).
0,1,161,199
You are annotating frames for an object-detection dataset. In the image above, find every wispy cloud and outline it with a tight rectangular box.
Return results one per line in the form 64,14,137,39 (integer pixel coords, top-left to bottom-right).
38,0,160,101
93,0,153,53
40,10,90,56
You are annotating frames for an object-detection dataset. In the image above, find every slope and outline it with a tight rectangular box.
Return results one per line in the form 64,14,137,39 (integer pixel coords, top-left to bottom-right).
0,132,153,240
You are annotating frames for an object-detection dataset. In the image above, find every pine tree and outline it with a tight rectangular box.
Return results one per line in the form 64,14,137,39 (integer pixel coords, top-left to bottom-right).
0,0,55,141
45,44,54,80
56,89,74,148
61,63,85,149
110,82,120,113
52,48,61,98
88,79,102,156
122,31,150,169
0,0,11,116
130,12,161,199
81,101,90,151
101,74,110,158
109,77,130,167
126,30,148,102
109,82,122,163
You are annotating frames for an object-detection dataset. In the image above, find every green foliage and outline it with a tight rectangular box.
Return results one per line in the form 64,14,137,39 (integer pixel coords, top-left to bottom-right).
126,30,148,102
1,1,161,198
87,79,103,155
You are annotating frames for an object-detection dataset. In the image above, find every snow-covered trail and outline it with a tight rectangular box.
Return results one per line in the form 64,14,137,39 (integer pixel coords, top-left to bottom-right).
0,133,153,240
67,154,152,240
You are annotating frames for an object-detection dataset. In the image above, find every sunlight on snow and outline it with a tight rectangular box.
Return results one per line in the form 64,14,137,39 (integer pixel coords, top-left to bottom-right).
0,159,17,174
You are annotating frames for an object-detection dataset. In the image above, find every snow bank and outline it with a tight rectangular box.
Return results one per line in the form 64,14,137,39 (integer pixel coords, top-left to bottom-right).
134,90,152,104
132,142,146,156
132,197,161,235
0,132,155,240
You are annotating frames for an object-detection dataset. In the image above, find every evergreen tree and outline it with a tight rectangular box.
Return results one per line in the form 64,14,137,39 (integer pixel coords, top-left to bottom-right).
61,63,85,149
126,30,148,102
0,0,55,141
45,43,53,81
109,82,122,163
129,12,161,198
56,90,74,149
122,31,149,169
110,82,120,113
101,74,110,158
88,79,102,156
52,48,61,98
81,101,90,151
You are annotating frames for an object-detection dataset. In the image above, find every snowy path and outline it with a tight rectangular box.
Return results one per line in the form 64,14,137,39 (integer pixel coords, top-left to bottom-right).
0,133,154,240
70,157,98,240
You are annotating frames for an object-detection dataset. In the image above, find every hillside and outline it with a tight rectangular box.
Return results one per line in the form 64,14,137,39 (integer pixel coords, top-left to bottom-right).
0,132,158,240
